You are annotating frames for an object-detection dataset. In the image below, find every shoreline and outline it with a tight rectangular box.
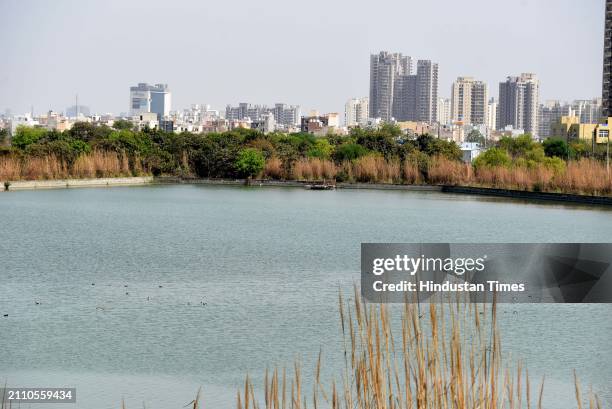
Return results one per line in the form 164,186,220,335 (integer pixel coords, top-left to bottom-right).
2,176,155,191
2,176,612,206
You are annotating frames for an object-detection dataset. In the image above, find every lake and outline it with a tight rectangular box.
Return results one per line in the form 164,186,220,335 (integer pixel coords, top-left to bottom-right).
0,185,611,408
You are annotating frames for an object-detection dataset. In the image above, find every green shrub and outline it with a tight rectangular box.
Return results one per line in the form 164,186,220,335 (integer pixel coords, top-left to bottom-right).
473,148,511,169
235,148,265,178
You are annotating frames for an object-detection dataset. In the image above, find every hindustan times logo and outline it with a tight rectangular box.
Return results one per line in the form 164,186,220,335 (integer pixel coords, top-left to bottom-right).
372,254,487,276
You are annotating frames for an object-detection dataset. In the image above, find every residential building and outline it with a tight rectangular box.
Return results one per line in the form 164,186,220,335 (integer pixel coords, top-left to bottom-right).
538,100,572,138
572,98,603,124
471,81,488,126
603,0,612,117
251,113,276,134
415,60,439,124
450,77,488,125
345,97,369,127
437,98,451,125
132,112,159,130
43,111,74,132
486,98,497,131
66,105,90,118
300,112,339,135
9,114,39,136
225,103,299,130
369,51,412,121
273,103,300,128
368,54,438,124
392,73,417,121
129,83,171,119
497,73,540,136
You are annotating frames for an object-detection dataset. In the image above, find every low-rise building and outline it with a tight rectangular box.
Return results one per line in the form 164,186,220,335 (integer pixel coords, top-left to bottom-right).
460,142,483,163
9,114,39,136
132,112,159,130
300,112,340,135
551,116,611,145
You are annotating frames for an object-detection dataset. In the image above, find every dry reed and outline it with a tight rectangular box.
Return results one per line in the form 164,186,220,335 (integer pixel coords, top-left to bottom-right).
352,155,401,184
428,156,471,185
292,158,337,181
265,157,284,179
233,287,602,409
0,151,145,181
402,157,421,184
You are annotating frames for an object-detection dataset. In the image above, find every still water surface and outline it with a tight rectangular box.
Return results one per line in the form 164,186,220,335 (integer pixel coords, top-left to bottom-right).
0,185,611,408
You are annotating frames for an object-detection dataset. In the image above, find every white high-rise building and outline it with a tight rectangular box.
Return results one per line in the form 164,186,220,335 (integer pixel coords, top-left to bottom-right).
450,77,488,125
437,98,451,125
486,98,497,131
129,83,171,118
345,97,369,127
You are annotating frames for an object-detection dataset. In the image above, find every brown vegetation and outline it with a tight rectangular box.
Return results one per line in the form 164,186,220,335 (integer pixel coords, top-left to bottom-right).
473,159,612,196
352,155,401,184
291,158,337,181
0,151,145,181
2,151,611,196
232,288,602,409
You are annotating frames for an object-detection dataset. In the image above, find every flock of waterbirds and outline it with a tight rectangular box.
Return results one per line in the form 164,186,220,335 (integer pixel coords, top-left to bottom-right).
2,283,207,317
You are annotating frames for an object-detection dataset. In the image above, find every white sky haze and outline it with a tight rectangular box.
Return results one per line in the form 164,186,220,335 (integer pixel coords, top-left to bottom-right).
0,0,605,115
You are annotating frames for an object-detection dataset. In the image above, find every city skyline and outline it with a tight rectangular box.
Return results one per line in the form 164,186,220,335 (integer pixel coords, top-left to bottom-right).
0,0,605,116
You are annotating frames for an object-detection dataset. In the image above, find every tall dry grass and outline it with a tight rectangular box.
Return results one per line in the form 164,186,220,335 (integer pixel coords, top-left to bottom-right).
428,156,471,185
473,159,612,196
352,155,401,184
554,159,612,195
234,288,602,409
115,290,602,409
402,157,421,184
292,158,337,181
0,151,145,181
265,157,285,179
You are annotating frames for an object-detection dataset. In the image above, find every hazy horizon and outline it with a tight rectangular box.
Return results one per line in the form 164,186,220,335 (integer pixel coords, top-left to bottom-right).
0,0,605,116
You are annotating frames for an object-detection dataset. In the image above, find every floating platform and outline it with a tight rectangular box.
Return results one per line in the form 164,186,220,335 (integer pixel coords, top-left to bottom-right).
306,183,336,190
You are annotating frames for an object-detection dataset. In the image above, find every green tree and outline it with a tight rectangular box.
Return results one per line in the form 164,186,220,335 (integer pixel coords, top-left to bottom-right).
498,134,535,157
68,122,98,142
569,140,589,159
473,147,511,169
416,134,462,160
0,128,7,145
333,143,368,162
307,138,333,159
235,148,265,178
354,126,398,158
11,126,48,149
542,138,569,158
113,119,134,130
465,129,485,145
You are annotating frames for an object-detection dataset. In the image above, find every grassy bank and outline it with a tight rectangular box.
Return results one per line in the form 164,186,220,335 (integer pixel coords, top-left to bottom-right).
2,123,611,196
2,154,610,197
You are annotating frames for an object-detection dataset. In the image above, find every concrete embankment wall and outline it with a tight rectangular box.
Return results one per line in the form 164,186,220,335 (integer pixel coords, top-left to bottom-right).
2,176,154,191
337,183,441,191
442,185,612,206
156,177,443,191
156,177,307,188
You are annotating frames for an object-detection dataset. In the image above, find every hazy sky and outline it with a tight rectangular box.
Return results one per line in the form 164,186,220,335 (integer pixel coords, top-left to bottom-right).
0,0,605,116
